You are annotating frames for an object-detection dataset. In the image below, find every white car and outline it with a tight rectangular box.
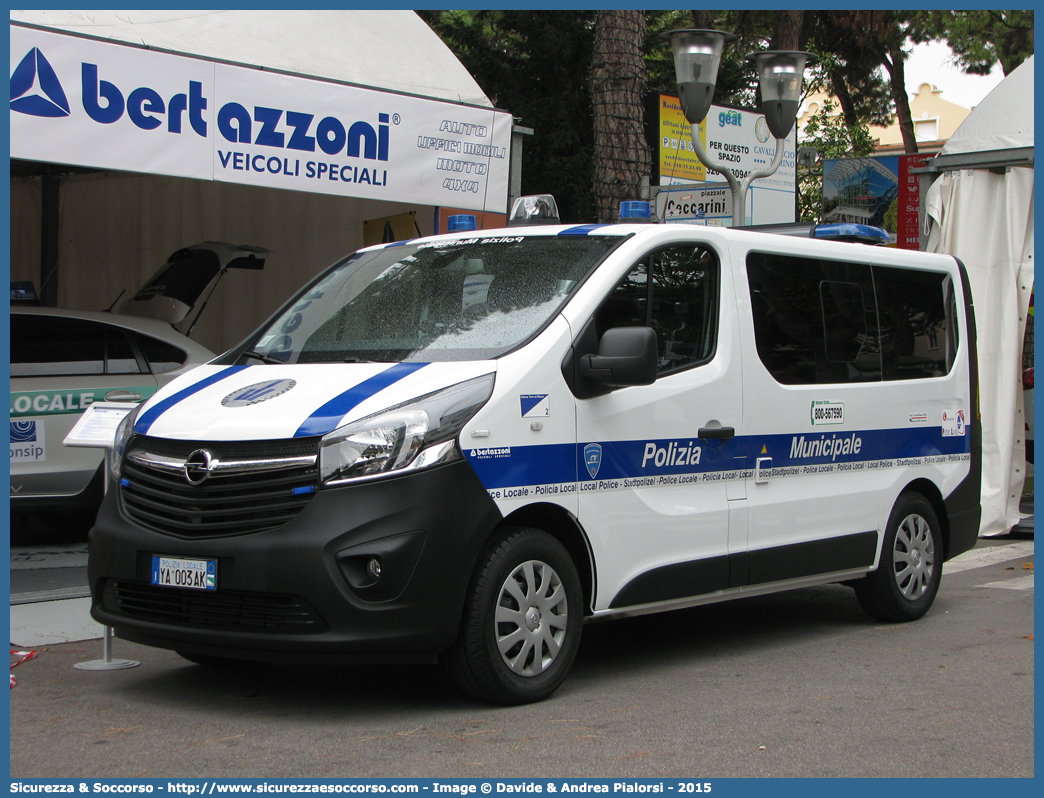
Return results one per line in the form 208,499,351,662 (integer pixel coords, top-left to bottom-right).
10,305,215,526
10,241,266,532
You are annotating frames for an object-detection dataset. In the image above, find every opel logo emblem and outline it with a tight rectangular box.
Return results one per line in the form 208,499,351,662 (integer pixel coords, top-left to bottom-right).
184,449,214,485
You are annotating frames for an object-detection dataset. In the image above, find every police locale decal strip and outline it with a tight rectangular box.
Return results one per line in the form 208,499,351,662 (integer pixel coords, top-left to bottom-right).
466,426,972,498
293,362,428,438
134,366,248,435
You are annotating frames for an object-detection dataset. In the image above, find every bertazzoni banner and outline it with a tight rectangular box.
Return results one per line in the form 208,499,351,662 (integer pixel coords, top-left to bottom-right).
10,26,512,212
10,26,214,179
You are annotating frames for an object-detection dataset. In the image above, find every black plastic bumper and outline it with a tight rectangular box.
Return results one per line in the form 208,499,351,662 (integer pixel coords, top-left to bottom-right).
88,460,502,663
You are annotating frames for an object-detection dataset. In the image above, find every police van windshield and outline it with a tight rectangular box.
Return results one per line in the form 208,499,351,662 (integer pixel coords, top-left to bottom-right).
244,235,624,363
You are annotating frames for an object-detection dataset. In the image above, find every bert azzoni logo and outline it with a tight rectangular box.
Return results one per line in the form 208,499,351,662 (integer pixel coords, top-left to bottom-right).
10,47,70,117
10,45,393,163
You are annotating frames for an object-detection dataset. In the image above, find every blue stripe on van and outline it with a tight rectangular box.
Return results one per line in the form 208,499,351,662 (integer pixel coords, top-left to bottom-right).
293,362,428,438
558,224,612,236
463,427,972,491
134,366,248,435
466,443,577,490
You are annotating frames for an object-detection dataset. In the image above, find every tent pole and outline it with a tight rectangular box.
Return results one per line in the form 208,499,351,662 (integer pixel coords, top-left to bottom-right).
40,165,60,307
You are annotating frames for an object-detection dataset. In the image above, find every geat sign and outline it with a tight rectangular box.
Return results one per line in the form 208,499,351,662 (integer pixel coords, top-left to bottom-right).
658,94,796,193
10,25,512,212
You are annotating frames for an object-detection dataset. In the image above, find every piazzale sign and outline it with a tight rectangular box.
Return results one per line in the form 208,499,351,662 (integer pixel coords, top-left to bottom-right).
10,25,512,212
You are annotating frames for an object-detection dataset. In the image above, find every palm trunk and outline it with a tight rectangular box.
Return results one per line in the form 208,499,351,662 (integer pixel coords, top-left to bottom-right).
590,10,651,223
884,50,918,153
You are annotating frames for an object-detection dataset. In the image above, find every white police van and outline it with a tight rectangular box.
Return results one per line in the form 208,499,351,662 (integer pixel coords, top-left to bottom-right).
89,209,980,704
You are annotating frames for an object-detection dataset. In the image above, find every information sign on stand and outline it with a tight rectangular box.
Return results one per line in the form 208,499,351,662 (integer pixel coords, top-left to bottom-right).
63,402,136,449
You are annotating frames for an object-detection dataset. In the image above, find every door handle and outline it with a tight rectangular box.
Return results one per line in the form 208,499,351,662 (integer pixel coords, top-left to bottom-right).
104,390,143,402
755,456,773,484
698,426,735,440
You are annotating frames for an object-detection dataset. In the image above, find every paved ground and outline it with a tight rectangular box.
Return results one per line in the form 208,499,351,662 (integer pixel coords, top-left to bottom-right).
8,529,1033,779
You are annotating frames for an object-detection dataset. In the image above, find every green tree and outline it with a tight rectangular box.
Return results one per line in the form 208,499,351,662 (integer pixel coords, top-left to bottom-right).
421,10,1031,222
925,10,1034,75
796,101,875,222
418,10,598,223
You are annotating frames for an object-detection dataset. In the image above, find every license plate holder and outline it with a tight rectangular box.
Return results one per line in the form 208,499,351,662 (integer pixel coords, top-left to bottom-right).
151,555,217,591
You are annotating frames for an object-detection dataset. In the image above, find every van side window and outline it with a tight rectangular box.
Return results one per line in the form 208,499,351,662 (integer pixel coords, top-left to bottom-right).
595,245,719,376
874,266,957,380
746,253,879,384
747,252,957,384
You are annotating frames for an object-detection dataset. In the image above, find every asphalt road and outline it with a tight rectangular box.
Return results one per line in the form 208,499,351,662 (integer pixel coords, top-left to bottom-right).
8,535,1033,779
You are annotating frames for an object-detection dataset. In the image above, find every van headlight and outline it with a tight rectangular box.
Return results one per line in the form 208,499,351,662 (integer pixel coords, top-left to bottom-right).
110,404,142,480
319,374,494,486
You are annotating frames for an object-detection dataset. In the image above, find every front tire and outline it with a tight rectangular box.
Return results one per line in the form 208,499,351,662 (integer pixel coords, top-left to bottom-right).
445,527,582,705
854,492,943,622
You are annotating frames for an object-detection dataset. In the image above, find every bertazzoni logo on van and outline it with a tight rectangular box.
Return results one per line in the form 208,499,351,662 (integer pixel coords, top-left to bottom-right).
470,446,511,460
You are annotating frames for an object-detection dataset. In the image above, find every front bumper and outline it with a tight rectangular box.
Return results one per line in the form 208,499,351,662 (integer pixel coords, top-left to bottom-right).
88,460,502,663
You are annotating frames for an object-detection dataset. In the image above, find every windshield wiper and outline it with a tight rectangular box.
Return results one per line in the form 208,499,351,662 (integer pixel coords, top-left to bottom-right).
242,350,289,365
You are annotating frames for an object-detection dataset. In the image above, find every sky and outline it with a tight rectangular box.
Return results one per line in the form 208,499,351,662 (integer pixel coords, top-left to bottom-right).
903,40,1005,110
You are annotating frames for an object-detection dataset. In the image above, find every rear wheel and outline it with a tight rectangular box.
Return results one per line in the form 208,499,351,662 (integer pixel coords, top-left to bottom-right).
445,527,582,705
854,492,943,622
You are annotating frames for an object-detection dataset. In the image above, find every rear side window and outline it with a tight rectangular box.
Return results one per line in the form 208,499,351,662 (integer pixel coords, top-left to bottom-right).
11,315,143,377
747,254,878,384
137,335,188,373
874,266,957,380
746,252,957,385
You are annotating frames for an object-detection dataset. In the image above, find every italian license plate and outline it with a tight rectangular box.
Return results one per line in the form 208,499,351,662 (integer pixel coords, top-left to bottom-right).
151,555,217,591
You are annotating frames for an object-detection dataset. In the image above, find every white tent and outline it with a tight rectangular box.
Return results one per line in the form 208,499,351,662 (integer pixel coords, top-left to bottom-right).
923,55,1034,536
9,10,491,106
10,11,516,354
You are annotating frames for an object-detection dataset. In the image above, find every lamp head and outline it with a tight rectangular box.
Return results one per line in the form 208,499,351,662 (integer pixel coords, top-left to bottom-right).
748,50,816,139
661,29,736,124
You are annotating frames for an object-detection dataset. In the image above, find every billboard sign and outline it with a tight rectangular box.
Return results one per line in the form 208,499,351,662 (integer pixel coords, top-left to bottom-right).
658,94,797,226
822,154,930,249
10,25,512,212
659,94,796,192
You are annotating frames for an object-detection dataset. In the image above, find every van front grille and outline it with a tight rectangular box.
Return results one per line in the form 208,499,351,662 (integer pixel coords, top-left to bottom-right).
103,579,325,633
119,436,320,538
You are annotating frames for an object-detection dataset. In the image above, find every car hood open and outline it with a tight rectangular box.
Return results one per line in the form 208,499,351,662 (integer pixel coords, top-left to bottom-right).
119,241,267,325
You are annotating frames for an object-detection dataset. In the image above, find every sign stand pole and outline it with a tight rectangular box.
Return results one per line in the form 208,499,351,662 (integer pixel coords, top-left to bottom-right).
63,411,143,672
74,626,140,671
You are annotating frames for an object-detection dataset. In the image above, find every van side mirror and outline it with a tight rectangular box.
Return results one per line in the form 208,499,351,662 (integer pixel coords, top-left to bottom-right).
581,326,658,389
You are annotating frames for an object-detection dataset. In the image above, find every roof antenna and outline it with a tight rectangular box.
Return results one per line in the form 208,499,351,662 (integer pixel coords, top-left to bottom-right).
104,288,126,313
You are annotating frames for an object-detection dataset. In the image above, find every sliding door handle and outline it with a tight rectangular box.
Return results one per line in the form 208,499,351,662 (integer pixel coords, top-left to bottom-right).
698,426,735,440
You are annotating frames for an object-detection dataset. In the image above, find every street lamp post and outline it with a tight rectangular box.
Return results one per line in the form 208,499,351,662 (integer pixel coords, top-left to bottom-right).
663,29,814,226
